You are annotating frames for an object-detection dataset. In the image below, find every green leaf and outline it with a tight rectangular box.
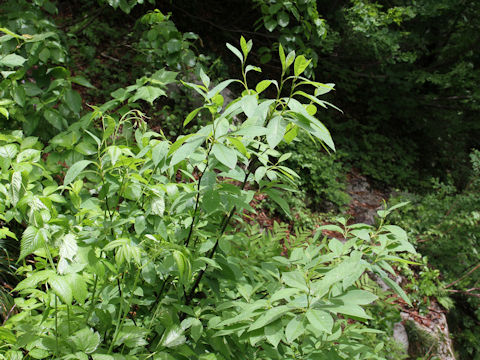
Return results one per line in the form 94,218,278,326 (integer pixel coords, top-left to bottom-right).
151,195,165,216
199,68,210,88
107,145,122,166
294,55,311,77
211,143,237,169
0,144,18,159
69,328,100,354
249,305,290,331
376,267,412,306
20,226,46,260
68,274,88,305
114,326,148,348
285,315,304,343
130,86,166,104
0,54,26,68
277,11,290,27
171,136,205,166
71,76,95,88
266,116,287,148
264,320,283,348
306,309,333,334
160,326,186,348
279,44,286,74
265,188,290,216
328,304,371,320
135,215,146,235
285,50,295,70
270,287,299,303
241,95,258,118
240,36,250,59
206,79,237,99
0,107,8,119
49,275,73,304
334,290,378,305
59,233,78,261
44,109,65,131
282,270,308,292
191,319,203,342
184,107,203,127
65,89,82,113
15,269,54,291
255,80,272,94
152,141,169,165
226,43,243,63
64,160,94,186
227,136,248,158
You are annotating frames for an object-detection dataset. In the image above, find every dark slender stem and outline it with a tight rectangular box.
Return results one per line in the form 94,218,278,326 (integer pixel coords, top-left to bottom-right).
184,160,256,306
185,145,213,247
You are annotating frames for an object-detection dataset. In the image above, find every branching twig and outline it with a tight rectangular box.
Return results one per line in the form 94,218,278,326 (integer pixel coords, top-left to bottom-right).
446,262,480,288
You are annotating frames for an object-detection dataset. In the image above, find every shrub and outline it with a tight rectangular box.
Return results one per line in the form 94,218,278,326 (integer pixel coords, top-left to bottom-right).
0,38,417,359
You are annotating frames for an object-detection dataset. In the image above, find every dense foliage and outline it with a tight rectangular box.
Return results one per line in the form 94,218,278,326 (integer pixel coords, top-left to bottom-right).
0,0,478,359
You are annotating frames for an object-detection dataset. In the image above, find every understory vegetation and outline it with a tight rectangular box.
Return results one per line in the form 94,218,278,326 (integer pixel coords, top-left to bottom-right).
0,0,478,359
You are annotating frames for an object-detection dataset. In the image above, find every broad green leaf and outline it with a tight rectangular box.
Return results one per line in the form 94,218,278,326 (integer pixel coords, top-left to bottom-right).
64,160,94,186
171,136,205,166
249,305,290,331
294,55,311,77
0,107,8,119
107,145,122,165
160,326,186,348
135,215,146,235
282,270,308,292
44,109,65,131
130,86,166,104
0,144,17,159
255,80,272,94
71,76,95,88
151,195,165,216
255,166,267,183
375,267,412,306
14,269,54,291
75,141,97,155
277,11,290,27
49,275,73,304
270,288,300,303
59,233,78,261
264,320,283,348
19,226,46,260
227,136,248,158
65,89,82,113
285,50,295,69
152,141,169,165
0,54,26,68
211,143,237,169
334,290,378,305
206,79,237,99
240,36,249,59
114,326,148,348
265,188,290,216
69,328,100,353
266,116,287,148
306,309,333,334
327,304,371,320
241,95,258,118
67,273,87,305
285,315,304,343
191,319,203,342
